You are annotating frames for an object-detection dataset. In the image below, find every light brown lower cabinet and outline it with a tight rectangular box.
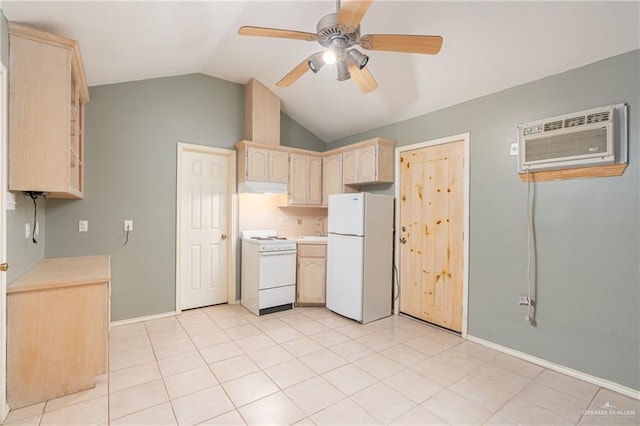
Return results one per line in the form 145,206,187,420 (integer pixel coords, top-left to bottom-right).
7,256,111,409
296,244,327,306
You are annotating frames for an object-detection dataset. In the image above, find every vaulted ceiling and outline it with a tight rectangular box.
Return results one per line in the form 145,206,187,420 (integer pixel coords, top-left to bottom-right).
2,1,638,142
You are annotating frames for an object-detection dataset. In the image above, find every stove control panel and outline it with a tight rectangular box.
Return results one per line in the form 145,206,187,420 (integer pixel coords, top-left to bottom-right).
259,242,297,252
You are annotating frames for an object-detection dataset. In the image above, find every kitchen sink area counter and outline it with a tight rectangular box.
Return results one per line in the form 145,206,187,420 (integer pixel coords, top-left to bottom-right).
296,236,328,244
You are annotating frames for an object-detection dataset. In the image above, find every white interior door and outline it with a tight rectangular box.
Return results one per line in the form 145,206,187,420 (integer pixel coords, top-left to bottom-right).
179,146,229,310
0,63,9,421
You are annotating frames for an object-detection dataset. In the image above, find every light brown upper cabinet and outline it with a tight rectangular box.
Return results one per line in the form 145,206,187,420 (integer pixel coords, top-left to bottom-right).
9,23,89,199
341,138,395,185
322,153,343,205
322,152,357,205
236,141,289,184
289,153,322,205
245,78,280,146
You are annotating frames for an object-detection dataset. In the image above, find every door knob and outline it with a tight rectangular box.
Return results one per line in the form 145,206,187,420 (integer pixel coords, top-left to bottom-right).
221,234,228,240
400,238,407,244
0,263,8,272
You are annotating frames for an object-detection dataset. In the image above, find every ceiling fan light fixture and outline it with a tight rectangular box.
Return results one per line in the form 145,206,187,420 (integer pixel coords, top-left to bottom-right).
308,53,325,73
336,58,351,81
347,48,369,69
323,49,338,65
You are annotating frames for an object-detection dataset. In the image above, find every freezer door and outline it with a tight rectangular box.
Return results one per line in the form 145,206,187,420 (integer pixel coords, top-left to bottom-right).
328,193,364,236
326,233,363,321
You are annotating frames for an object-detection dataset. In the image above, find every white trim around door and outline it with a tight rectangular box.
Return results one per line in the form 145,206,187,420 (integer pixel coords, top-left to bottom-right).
175,143,237,314
0,62,9,422
393,132,470,338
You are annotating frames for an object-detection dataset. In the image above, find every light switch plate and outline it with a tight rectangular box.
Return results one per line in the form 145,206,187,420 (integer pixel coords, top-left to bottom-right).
510,143,519,156
79,220,88,232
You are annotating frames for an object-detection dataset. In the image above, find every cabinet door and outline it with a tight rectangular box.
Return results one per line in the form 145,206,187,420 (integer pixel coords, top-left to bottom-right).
297,257,326,305
307,155,323,205
288,153,307,205
322,153,343,205
269,150,289,183
342,149,358,184
246,147,269,182
357,144,377,183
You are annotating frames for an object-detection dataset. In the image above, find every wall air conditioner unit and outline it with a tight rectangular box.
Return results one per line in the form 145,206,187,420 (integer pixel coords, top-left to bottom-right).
518,104,627,172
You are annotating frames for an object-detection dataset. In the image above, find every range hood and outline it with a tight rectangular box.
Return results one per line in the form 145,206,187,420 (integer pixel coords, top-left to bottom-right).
237,181,287,194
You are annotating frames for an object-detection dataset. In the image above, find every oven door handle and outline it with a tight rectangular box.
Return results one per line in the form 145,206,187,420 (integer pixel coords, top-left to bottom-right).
260,250,297,256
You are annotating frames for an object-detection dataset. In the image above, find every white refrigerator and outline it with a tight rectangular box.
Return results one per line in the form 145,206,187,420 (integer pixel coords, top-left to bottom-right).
326,192,394,323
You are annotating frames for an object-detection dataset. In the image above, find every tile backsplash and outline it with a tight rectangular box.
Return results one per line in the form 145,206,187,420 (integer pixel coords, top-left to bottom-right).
238,194,327,238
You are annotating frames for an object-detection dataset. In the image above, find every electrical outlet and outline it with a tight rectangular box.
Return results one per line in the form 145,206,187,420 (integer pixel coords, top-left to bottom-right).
510,143,519,156
124,220,133,232
78,220,88,232
24,223,31,239
516,296,530,305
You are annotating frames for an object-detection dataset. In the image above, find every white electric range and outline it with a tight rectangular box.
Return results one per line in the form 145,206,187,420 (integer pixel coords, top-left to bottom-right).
241,230,297,316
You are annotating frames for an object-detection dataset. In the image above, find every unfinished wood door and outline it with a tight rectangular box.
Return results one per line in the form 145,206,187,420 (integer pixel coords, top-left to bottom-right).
399,140,464,332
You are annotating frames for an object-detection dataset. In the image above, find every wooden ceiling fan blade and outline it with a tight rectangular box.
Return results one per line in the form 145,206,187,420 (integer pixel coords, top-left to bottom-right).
337,0,373,31
360,34,443,55
238,26,318,42
276,56,313,87
348,62,378,94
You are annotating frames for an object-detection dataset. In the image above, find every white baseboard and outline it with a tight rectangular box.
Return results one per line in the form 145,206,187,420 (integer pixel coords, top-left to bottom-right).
110,311,177,328
1,402,9,422
467,334,640,400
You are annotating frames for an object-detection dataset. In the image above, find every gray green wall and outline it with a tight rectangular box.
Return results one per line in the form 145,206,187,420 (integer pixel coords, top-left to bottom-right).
328,50,640,390
42,73,323,321
2,10,47,282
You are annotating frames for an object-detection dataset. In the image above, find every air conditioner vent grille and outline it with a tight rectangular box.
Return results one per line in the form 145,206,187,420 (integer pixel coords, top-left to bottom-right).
544,120,563,132
564,116,585,128
524,128,608,163
587,111,610,124
518,104,623,172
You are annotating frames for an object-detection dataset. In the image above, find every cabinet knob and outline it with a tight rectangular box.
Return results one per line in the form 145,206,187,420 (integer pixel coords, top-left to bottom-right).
0,263,9,272
221,234,227,240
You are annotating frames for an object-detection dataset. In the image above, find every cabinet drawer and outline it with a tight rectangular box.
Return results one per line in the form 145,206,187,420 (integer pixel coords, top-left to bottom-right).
297,244,327,258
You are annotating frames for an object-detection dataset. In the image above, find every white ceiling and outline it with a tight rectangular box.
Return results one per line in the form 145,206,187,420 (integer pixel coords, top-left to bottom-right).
2,1,638,142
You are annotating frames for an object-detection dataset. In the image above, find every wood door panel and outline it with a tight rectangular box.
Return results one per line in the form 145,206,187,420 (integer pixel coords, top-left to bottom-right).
269,150,289,183
399,141,464,331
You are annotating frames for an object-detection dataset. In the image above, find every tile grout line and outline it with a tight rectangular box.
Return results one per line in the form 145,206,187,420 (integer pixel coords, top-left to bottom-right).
576,386,603,425
184,309,243,424
149,318,181,426
103,305,636,426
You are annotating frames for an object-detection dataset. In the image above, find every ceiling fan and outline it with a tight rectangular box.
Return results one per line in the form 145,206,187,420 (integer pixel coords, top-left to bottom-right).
238,0,443,93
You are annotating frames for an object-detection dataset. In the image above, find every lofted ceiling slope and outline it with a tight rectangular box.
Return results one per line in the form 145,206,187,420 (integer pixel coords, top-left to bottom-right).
2,1,638,142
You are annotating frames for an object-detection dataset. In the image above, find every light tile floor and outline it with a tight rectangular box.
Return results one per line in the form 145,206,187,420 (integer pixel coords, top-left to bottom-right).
3,304,639,425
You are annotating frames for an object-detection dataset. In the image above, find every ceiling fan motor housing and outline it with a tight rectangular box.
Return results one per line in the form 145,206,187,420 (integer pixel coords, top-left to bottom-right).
316,13,359,48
